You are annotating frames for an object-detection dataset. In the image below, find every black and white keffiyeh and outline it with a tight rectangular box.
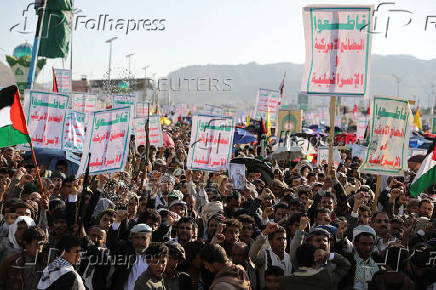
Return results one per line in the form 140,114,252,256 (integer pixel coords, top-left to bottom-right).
37,257,85,290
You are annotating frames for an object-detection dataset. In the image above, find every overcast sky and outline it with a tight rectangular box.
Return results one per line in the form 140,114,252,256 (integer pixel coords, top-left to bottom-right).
1,0,436,82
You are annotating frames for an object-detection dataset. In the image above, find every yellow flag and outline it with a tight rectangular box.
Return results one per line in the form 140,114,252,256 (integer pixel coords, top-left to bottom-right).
246,116,250,127
266,107,272,136
414,109,422,130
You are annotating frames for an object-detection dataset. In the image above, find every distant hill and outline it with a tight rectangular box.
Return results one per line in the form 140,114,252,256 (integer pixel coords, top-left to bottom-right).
165,54,436,109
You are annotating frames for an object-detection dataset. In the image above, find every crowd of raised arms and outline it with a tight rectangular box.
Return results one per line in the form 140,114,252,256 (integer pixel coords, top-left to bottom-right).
0,119,434,290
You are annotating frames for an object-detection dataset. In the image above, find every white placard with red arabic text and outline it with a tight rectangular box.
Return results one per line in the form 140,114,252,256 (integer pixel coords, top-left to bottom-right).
24,90,69,150
77,106,132,176
359,96,412,176
300,5,373,97
254,88,281,123
54,69,72,92
63,111,85,152
134,116,163,149
187,114,235,172
70,92,98,114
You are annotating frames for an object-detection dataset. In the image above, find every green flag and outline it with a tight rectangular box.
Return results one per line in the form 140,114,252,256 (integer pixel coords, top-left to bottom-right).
37,0,72,59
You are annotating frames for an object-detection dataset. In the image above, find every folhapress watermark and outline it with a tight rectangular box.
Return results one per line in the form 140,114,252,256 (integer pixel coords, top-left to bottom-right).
9,3,166,35
74,14,166,35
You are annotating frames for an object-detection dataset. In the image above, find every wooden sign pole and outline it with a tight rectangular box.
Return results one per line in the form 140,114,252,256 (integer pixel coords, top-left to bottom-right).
372,175,381,214
29,141,46,198
328,96,336,177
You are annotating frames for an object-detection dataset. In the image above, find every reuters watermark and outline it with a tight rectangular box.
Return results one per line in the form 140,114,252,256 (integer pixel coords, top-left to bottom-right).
156,77,232,92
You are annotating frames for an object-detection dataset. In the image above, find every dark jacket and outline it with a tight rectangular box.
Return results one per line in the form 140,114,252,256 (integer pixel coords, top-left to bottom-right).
42,271,83,290
0,251,48,290
134,268,166,290
164,271,193,290
279,252,351,290
407,267,436,290
77,242,111,290
110,240,137,290
106,218,130,251
368,271,415,290
279,267,334,290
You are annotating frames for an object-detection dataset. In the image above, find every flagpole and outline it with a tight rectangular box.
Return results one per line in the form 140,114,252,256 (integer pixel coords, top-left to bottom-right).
28,141,46,198
280,72,286,139
279,72,286,100
140,102,151,190
328,96,336,177
26,0,48,89
70,0,74,71
77,153,91,225
372,175,381,214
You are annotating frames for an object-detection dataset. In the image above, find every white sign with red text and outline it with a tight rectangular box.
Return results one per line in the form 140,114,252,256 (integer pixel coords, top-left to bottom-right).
134,116,163,148
24,90,69,150
187,114,235,172
77,106,132,176
300,5,373,97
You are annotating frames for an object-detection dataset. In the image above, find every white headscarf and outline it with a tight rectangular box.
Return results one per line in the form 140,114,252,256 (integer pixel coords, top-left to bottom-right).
8,216,35,249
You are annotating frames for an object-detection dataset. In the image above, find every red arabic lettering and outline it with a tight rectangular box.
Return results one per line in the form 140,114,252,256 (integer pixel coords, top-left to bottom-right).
314,38,364,53
30,113,63,123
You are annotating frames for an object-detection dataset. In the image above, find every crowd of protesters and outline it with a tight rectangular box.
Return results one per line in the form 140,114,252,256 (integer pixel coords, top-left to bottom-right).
0,119,434,290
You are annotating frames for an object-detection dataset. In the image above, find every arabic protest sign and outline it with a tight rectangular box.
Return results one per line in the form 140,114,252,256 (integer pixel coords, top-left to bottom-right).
301,5,373,97
112,94,135,109
187,114,235,172
254,88,281,123
63,111,85,152
204,104,225,116
277,110,302,136
134,116,163,148
356,117,368,140
24,90,69,150
77,106,132,176
54,69,72,92
317,146,341,167
359,96,412,176
229,163,245,190
135,99,150,118
70,92,98,113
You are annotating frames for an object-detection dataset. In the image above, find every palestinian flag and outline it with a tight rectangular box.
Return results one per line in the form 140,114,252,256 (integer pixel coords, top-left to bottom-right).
410,144,436,197
0,86,30,148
